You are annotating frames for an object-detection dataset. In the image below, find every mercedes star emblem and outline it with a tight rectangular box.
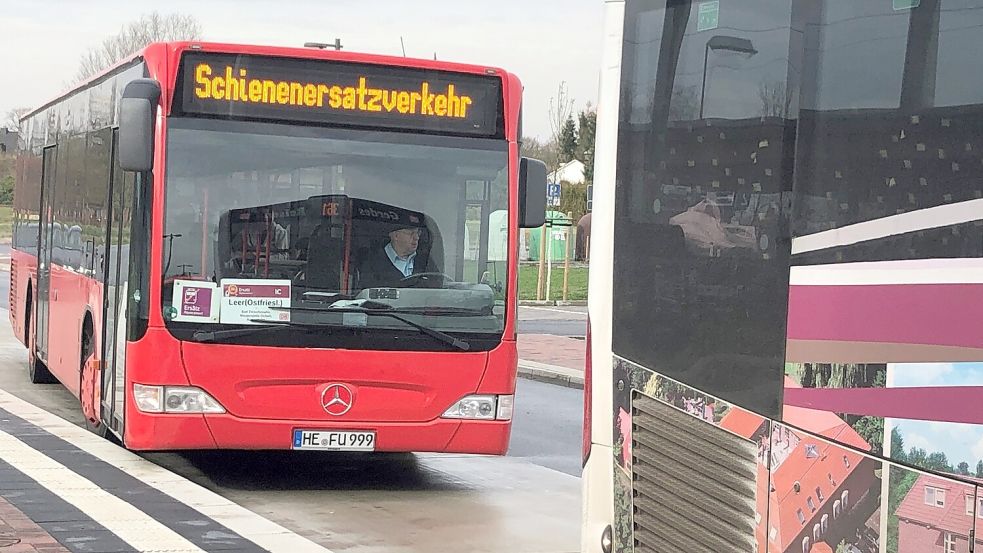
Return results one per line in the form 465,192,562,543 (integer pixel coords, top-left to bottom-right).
321,383,354,416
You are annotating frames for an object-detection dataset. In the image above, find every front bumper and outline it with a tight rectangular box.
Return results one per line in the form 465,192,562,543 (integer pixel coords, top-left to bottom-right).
122,408,512,454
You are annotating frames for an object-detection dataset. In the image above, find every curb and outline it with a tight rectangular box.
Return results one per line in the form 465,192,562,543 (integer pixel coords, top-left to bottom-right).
517,359,584,390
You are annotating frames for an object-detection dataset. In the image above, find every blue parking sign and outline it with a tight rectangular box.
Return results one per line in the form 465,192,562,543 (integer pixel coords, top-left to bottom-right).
547,183,561,198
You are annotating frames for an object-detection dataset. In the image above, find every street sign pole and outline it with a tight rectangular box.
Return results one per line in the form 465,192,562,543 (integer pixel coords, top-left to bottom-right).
563,212,572,301
546,232,552,302
538,184,561,301
536,220,547,301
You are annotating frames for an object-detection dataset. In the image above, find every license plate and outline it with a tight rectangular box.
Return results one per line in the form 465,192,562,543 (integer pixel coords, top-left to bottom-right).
292,429,376,451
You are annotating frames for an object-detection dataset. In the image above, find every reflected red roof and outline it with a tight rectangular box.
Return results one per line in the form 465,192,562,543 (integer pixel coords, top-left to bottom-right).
720,407,766,438
769,432,867,549
896,473,981,536
782,377,872,451
722,378,878,550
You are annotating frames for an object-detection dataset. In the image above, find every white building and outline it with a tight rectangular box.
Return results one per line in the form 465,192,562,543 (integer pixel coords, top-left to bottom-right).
548,159,585,185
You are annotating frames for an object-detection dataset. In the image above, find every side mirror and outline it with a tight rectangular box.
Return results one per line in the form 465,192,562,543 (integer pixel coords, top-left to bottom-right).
118,79,162,172
518,157,547,228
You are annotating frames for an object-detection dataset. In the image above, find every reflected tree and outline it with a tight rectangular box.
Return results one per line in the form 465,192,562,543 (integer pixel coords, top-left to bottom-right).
758,80,792,118
669,85,700,121
891,427,906,463
852,416,883,453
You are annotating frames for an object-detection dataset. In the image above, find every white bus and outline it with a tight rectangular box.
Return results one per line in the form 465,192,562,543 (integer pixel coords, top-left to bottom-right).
584,1,983,552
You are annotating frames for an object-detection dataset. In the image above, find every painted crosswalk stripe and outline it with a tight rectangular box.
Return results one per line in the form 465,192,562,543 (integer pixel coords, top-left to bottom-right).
0,407,266,552
0,428,205,552
0,458,138,552
0,387,333,553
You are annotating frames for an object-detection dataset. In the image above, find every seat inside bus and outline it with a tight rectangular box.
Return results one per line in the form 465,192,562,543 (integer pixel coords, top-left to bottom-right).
213,197,445,294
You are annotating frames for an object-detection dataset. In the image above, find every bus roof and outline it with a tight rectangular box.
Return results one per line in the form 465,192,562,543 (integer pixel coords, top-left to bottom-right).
166,41,510,78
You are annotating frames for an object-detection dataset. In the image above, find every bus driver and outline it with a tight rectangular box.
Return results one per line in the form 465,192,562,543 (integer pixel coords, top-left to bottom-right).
358,225,434,288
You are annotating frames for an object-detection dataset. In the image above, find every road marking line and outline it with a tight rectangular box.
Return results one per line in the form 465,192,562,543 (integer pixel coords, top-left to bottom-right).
519,305,588,316
0,388,334,553
0,428,205,553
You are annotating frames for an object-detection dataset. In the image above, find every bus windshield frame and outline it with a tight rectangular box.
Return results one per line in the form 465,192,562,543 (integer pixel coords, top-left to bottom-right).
160,116,511,351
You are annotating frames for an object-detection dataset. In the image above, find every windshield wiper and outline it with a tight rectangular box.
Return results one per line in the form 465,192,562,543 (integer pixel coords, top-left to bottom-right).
273,305,472,351
287,304,491,317
190,321,319,343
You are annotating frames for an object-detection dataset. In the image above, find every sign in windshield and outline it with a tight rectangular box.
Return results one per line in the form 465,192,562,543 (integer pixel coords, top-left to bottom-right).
176,53,504,138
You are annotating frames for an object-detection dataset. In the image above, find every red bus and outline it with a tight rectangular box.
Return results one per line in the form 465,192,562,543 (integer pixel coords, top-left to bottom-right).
9,41,546,452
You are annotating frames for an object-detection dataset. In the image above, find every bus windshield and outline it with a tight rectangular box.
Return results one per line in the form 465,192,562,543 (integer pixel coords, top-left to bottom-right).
161,118,510,349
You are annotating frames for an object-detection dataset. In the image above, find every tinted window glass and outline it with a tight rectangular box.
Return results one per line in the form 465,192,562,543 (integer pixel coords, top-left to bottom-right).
612,0,798,417
793,0,983,256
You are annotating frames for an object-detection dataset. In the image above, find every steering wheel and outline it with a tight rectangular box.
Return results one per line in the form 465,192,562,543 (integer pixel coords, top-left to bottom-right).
399,272,453,288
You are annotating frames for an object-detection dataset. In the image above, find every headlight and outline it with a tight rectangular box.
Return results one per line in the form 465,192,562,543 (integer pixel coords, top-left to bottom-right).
133,384,225,414
442,395,514,421
163,387,226,413
442,395,496,420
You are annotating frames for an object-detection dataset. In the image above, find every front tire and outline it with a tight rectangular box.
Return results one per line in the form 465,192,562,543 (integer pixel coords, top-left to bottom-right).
80,329,110,439
26,295,57,384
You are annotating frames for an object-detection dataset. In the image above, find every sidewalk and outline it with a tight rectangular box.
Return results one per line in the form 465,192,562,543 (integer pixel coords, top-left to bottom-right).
0,496,68,553
516,334,586,389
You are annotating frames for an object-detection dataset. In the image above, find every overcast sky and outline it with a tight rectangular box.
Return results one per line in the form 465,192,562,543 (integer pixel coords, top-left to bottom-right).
0,0,604,140
890,363,983,467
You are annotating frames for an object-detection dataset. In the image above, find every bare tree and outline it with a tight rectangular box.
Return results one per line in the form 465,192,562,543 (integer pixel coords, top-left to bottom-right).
4,107,31,132
758,80,793,119
669,85,700,121
520,136,559,172
76,12,202,82
547,82,575,175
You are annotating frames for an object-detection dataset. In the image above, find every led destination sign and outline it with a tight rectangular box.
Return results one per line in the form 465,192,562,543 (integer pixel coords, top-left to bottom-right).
178,53,504,137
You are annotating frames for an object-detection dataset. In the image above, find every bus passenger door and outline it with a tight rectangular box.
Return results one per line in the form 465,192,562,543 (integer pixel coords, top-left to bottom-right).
35,146,57,364
101,131,132,434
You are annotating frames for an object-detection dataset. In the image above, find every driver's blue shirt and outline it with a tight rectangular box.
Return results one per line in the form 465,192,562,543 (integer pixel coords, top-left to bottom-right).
385,243,416,277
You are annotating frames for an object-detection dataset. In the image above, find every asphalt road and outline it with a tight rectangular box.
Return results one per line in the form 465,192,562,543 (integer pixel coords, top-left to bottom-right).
517,305,587,337
509,377,584,476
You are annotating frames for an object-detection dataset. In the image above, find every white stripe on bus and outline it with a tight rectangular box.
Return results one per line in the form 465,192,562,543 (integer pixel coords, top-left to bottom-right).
791,197,983,255
789,258,983,286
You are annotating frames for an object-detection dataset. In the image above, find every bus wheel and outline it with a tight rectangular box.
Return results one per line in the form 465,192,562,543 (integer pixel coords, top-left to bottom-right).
26,294,57,384
80,327,108,439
